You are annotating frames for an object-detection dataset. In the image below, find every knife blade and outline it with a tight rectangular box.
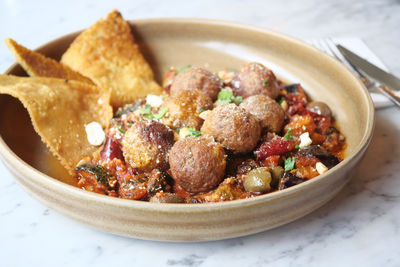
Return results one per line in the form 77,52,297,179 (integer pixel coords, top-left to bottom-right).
337,45,400,91
337,44,400,107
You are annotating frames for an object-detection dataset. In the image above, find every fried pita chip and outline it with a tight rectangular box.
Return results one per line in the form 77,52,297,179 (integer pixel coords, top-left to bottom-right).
5,38,93,84
0,75,112,173
61,10,162,107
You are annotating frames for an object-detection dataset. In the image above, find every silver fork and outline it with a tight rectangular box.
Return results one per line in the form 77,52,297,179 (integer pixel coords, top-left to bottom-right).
309,38,378,92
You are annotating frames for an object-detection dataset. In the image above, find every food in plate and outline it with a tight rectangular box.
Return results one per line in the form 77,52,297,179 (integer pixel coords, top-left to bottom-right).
1,10,346,203
74,64,345,203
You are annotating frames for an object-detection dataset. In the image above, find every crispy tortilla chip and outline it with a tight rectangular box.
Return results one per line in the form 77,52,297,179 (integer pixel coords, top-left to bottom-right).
0,75,112,173
5,38,93,84
61,10,162,107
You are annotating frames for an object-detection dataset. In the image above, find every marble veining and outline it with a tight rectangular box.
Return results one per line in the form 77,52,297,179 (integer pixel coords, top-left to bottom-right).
1,0,400,266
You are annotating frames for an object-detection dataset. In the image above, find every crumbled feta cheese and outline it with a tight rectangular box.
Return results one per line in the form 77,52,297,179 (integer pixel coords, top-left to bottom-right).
280,100,288,111
179,127,190,139
199,110,211,120
299,132,312,148
316,162,328,175
85,121,105,146
146,94,163,107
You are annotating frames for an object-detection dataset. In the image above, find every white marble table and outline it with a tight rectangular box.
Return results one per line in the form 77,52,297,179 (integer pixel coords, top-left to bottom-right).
1,1,400,266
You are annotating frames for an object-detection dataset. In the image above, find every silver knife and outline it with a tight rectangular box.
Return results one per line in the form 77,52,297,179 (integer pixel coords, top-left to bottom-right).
337,44,400,107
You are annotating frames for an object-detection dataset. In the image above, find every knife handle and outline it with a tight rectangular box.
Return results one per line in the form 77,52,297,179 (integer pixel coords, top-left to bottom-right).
377,85,400,108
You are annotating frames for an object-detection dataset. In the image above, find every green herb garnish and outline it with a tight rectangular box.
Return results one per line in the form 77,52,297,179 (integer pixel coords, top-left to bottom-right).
112,120,123,127
138,104,168,120
119,128,126,134
228,67,237,73
178,65,191,73
295,145,300,149
153,107,169,120
199,108,208,113
187,128,201,137
217,88,243,105
264,78,270,86
278,97,285,105
283,128,294,141
138,104,152,116
284,157,295,172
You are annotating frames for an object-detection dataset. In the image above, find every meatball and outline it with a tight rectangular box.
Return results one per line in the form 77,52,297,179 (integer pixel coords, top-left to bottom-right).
240,94,285,133
121,120,174,171
169,137,226,193
162,89,213,130
201,104,261,154
231,62,279,99
170,67,223,100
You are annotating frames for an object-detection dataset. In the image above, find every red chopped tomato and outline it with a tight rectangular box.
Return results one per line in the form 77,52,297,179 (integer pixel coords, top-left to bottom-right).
284,114,316,136
255,138,295,161
261,155,281,168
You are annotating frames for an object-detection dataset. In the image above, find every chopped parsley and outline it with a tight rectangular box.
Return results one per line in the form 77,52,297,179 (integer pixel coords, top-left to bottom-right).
228,67,237,73
278,97,285,105
283,128,294,141
199,108,208,113
295,145,300,149
138,104,152,116
284,157,295,172
187,128,201,137
264,78,270,86
118,128,126,134
178,65,191,73
153,107,169,120
138,104,168,120
217,88,243,105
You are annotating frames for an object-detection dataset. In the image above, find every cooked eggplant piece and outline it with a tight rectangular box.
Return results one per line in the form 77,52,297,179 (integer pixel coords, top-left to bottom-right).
298,145,340,169
76,164,112,186
284,83,301,94
279,172,306,190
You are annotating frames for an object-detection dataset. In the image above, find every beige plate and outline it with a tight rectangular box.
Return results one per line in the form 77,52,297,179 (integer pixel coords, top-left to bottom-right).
0,18,374,242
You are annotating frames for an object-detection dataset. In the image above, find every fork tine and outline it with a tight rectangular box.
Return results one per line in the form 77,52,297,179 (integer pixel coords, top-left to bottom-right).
323,38,366,78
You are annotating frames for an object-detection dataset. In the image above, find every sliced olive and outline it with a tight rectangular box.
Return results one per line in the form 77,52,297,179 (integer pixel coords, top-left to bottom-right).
270,166,284,189
244,167,272,193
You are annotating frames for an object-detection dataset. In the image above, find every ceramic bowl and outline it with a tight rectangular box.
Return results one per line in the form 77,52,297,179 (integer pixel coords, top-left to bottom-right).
0,18,374,241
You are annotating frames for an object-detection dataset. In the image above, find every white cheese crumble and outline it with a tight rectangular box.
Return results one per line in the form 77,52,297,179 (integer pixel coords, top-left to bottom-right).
299,132,312,148
85,121,105,146
199,110,211,120
179,127,190,140
316,162,328,175
146,94,163,107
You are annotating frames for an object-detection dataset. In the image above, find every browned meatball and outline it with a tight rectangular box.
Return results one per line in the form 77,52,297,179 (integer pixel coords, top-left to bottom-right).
170,67,223,100
201,104,261,154
169,137,226,193
231,62,279,99
162,89,213,130
121,120,174,171
240,95,285,133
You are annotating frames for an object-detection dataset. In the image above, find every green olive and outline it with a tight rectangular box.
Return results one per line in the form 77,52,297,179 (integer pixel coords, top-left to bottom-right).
149,193,184,203
244,167,272,193
270,166,284,188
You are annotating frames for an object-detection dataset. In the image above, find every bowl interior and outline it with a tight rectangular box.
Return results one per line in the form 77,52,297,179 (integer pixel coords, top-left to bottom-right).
0,18,373,192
